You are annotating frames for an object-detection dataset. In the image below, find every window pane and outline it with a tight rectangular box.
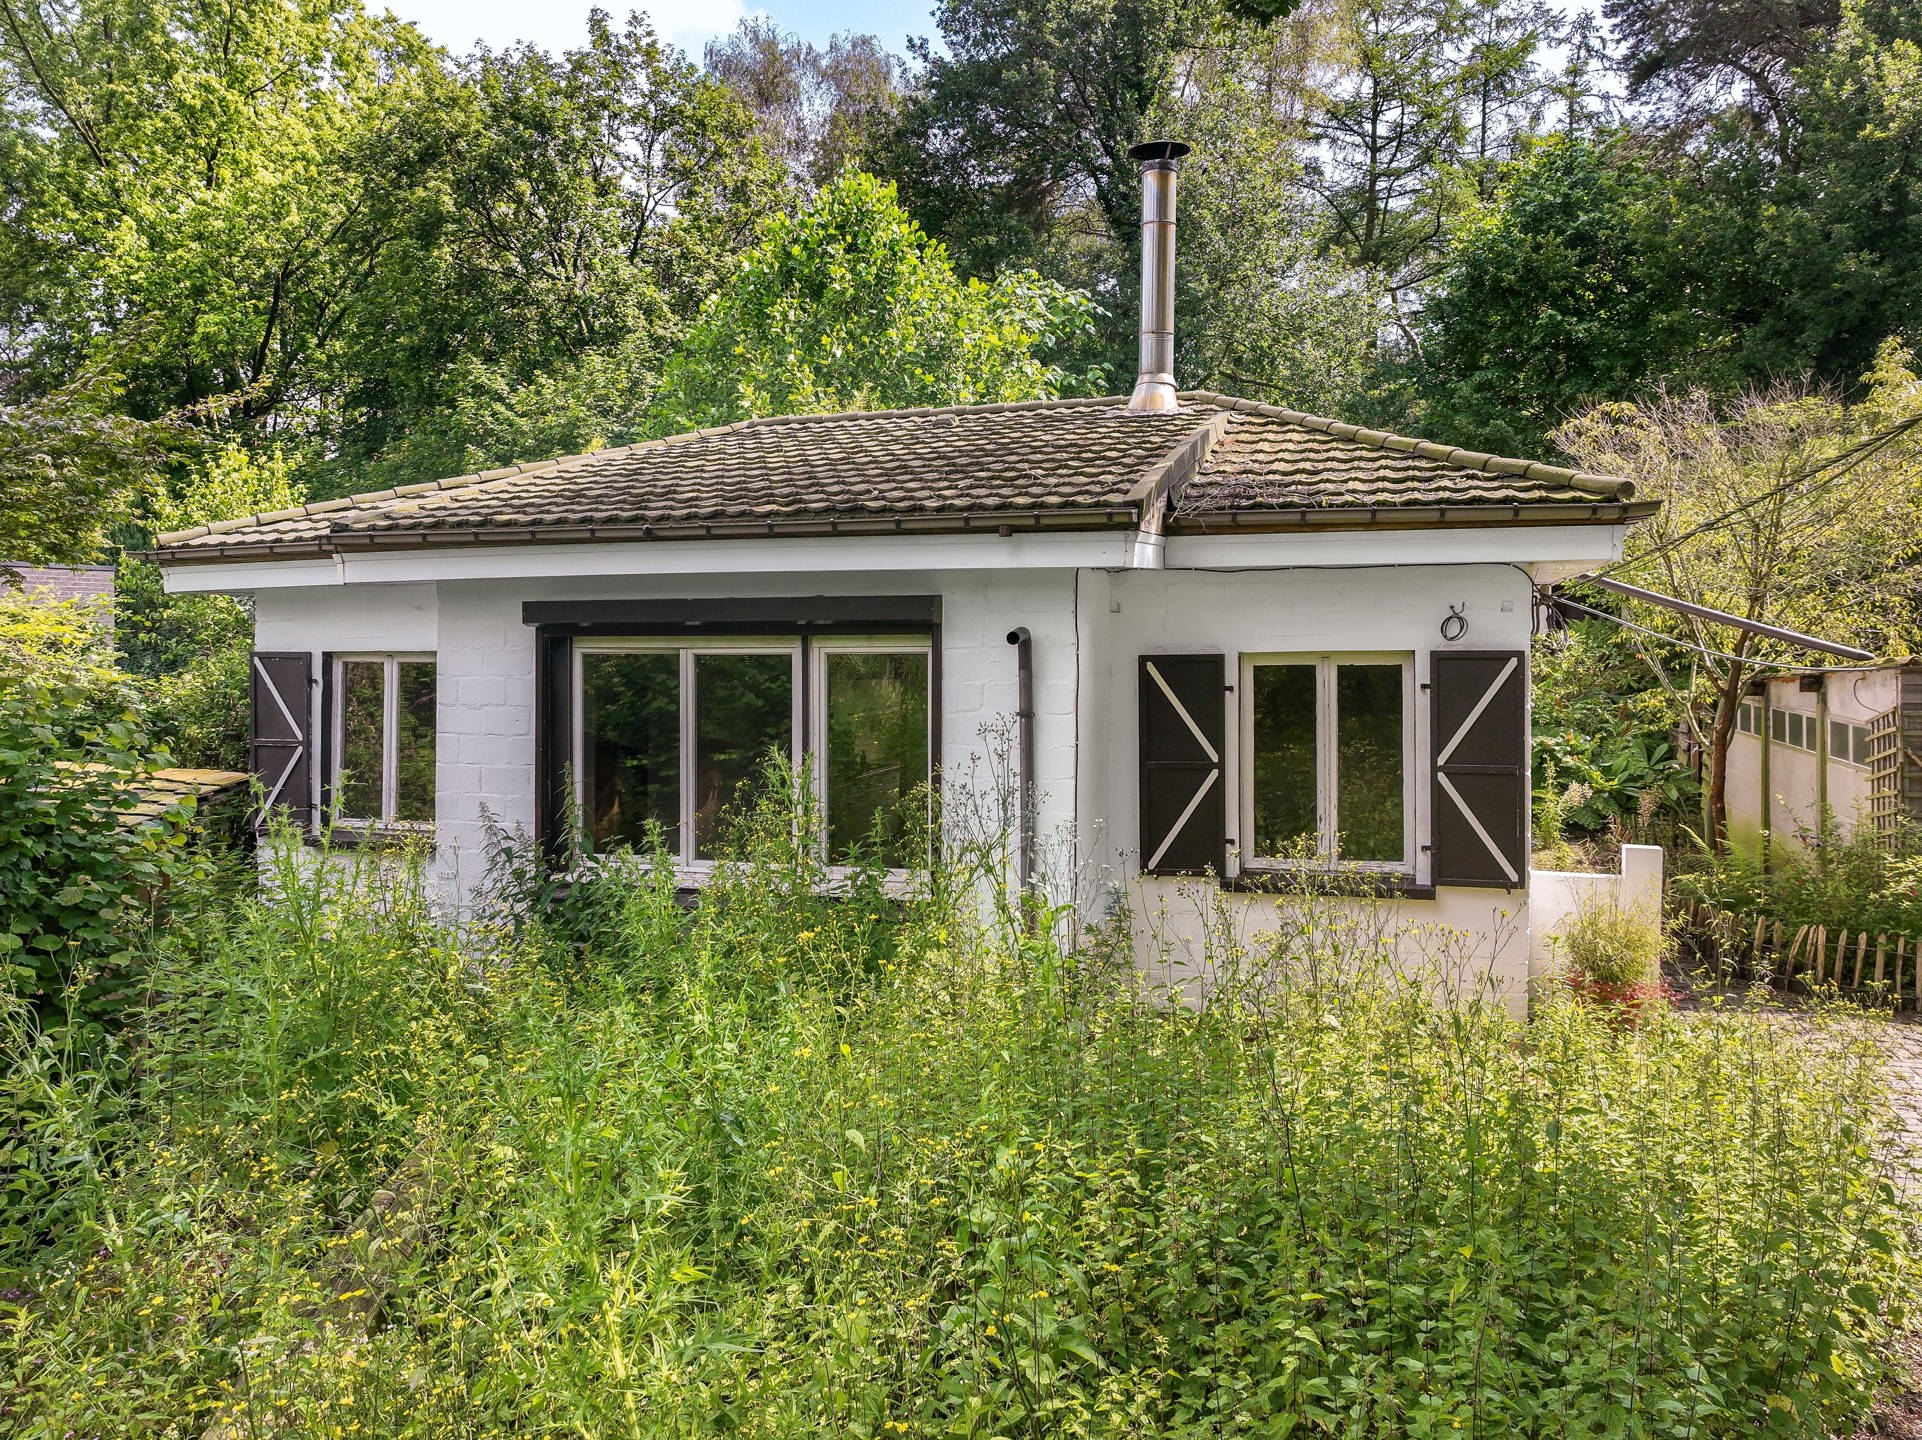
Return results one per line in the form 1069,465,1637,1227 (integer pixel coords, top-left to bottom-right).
581,652,681,852
1250,664,1318,860
694,652,793,858
825,651,929,866
1770,708,1786,742
1855,726,1872,767
394,662,436,823
337,661,384,821
1337,664,1404,863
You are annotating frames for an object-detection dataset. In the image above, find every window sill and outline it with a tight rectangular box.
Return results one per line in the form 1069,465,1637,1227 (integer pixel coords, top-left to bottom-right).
305,824,438,853
570,854,927,899
1221,869,1436,900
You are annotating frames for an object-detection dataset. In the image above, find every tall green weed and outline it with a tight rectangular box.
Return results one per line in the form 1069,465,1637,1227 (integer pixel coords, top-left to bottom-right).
2,783,1914,1438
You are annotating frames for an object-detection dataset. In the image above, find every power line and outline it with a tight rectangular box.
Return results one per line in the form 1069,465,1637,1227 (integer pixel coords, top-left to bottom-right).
1593,409,1922,580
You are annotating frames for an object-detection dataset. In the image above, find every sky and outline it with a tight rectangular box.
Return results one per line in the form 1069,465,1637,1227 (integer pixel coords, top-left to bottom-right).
380,0,941,60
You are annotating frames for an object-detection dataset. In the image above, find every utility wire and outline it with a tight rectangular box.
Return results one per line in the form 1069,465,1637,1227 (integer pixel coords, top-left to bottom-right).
1592,409,1922,581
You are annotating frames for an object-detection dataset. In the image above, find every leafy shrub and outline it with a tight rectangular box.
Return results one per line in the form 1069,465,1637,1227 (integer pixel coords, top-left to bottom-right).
0,680,196,1020
1532,618,1696,842
1556,893,1665,988
2,784,1914,1438
1553,893,1673,1021
0,591,135,741
1675,820,1922,941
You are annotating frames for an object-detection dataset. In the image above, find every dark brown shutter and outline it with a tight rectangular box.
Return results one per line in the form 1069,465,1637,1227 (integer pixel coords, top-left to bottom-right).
1431,650,1528,889
250,651,314,829
1139,654,1225,875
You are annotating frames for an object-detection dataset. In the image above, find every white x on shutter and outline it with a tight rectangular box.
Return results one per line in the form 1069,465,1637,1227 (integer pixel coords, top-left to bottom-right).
1139,655,1225,875
250,651,314,827
1431,651,1528,889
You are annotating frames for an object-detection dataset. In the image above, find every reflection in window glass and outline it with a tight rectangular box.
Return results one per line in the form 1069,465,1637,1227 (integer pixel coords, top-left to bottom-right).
581,652,680,852
694,653,792,857
394,662,437,822
1336,663,1403,862
825,651,929,866
338,661,384,821
1251,664,1317,859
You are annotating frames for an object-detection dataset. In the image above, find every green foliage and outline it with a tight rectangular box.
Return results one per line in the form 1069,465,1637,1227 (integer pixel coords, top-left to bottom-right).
654,171,1097,428
1555,347,1922,846
1420,132,1717,455
0,364,186,577
1675,822,1922,942
1553,894,1665,988
0,593,134,741
322,12,786,489
4,783,1914,1435
1531,618,1696,841
0,681,194,1020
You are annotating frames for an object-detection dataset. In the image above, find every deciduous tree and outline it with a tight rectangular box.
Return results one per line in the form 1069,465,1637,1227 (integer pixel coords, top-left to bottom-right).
1553,342,1922,848
653,171,1096,427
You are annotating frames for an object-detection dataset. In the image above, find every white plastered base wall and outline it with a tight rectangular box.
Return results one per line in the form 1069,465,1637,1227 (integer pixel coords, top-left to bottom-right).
250,556,1558,1007
1073,563,1540,1008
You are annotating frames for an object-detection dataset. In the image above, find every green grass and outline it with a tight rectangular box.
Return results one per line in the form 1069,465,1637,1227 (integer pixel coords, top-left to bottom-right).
1,786,1916,1438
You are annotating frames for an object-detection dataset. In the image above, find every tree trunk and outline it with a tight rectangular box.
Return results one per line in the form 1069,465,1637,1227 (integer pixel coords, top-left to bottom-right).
1705,665,1747,853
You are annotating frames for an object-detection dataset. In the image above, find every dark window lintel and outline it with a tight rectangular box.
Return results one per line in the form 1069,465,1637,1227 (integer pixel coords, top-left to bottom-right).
522,595,941,635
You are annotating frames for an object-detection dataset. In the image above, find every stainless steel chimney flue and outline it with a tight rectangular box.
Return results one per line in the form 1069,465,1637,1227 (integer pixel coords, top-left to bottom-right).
1126,139,1189,413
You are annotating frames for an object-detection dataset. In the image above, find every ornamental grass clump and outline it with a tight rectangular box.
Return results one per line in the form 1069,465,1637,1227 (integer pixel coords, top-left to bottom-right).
1555,891,1673,1019
2,774,1915,1438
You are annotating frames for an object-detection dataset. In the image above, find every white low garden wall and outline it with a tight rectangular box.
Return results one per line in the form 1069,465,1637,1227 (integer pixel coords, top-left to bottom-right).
1527,844,1664,984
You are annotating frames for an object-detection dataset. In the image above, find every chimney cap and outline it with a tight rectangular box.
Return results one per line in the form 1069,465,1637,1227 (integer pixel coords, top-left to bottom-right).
1128,139,1190,164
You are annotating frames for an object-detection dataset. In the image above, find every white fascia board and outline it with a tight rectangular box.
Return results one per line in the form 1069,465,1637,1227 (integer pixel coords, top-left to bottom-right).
1161,524,1627,574
340,531,1136,583
160,530,1139,592
163,557,342,594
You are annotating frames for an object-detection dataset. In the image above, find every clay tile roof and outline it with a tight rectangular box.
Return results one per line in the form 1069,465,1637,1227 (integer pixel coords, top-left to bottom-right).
147,394,1642,561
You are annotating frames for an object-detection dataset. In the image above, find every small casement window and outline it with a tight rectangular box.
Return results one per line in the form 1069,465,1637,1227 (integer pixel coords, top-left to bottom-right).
331,655,436,826
1830,718,1875,768
574,636,931,868
1241,654,1414,871
811,639,932,869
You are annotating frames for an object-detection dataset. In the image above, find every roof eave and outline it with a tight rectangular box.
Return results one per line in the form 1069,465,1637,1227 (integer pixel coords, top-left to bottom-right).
141,505,1147,565
1164,499,1659,535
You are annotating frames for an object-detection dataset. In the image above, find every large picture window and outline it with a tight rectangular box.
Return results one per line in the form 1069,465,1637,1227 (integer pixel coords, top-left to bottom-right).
1242,654,1412,871
331,655,436,826
574,635,931,868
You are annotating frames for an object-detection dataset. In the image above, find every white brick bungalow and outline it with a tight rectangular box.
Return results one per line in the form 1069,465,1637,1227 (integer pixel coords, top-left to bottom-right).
147,144,1659,999
149,389,1653,995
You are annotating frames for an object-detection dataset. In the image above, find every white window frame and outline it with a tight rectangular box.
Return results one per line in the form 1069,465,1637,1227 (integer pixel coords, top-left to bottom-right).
330,653,436,828
809,636,936,868
572,637,804,868
1237,651,1417,875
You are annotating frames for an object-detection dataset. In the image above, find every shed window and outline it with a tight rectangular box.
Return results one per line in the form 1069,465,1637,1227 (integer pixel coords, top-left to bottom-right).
1243,655,1412,870
575,636,931,867
1830,719,1875,768
331,655,435,826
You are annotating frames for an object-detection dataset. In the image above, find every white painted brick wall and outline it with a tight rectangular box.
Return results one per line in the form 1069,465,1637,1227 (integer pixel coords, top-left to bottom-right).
249,558,1543,1002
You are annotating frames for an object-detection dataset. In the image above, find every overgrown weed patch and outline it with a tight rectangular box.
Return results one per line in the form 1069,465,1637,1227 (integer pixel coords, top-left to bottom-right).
1,793,1914,1437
